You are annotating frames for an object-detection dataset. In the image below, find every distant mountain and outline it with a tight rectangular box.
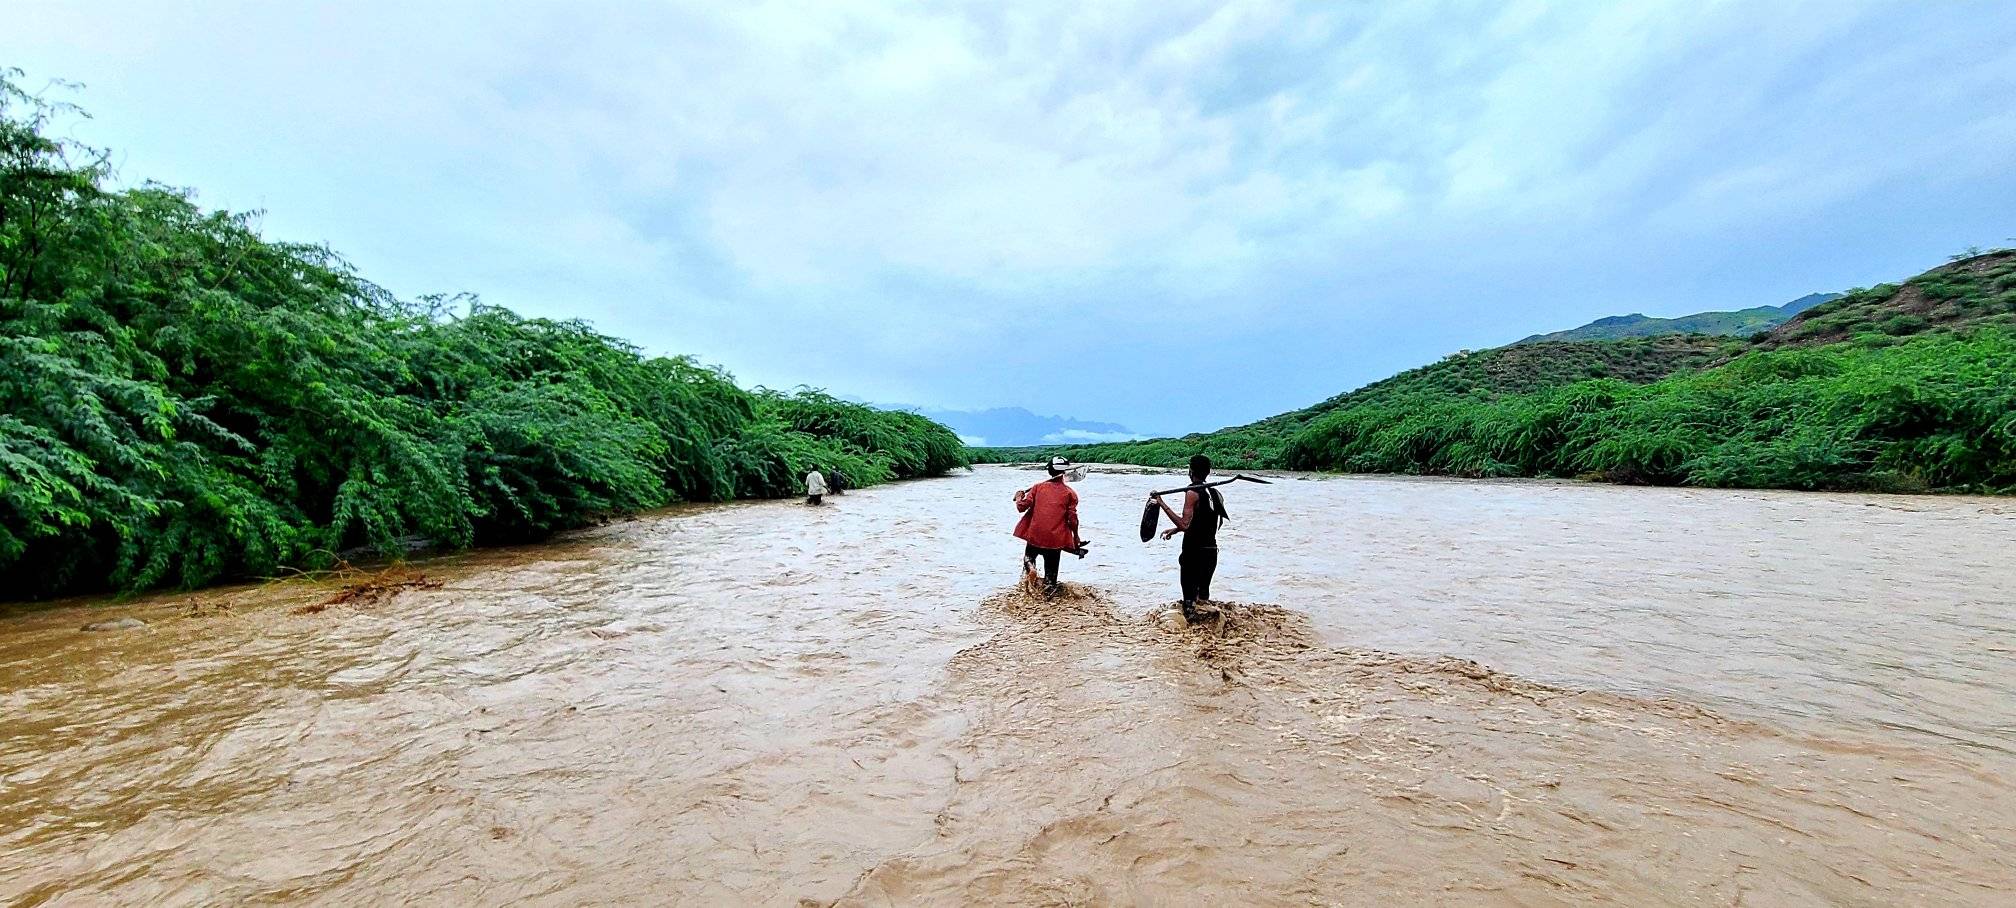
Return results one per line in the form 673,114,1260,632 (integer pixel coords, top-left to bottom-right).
1515,292,1842,345
879,405,1141,448
1774,292,1844,316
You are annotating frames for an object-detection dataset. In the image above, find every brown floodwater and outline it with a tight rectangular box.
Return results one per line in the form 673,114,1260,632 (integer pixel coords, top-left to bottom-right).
3,465,2014,905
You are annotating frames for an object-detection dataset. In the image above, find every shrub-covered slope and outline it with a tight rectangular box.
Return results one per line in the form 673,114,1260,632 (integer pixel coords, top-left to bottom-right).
978,252,2016,494
1281,330,2015,491
972,335,1730,471
1755,251,2016,350
0,75,965,598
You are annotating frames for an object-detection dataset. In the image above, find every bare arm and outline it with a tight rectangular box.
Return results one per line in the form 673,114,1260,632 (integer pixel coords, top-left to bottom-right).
1154,491,1197,539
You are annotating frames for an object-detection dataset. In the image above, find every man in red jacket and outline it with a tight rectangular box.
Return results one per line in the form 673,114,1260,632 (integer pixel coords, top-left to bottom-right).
1013,456,1087,597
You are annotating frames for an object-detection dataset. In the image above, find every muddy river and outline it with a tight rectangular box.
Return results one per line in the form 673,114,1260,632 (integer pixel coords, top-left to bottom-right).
3,465,2013,905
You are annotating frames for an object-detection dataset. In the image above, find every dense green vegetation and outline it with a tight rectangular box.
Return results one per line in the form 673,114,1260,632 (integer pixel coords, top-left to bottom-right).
979,253,2016,494
974,335,1731,471
1282,330,2015,491
1755,252,2016,350
0,74,964,598
1515,292,1839,344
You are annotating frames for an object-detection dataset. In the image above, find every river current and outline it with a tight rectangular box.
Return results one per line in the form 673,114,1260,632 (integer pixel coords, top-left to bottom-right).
3,465,2012,905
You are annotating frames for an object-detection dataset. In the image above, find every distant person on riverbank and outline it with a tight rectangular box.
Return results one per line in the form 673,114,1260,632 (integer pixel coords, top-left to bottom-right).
1013,456,1087,597
1151,454,1228,623
805,466,828,505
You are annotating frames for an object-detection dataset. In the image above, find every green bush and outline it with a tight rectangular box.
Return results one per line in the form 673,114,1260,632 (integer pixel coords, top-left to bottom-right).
1277,331,2016,493
1881,314,1929,336
989,327,2016,496
981,250,2016,498
975,336,1722,475
0,73,964,597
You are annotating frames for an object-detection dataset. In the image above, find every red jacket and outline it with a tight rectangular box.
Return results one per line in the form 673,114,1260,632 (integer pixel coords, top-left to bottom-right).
1013,478,1079,550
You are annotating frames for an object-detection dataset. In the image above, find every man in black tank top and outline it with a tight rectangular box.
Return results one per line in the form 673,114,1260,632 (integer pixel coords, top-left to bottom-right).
1150,454,1228,623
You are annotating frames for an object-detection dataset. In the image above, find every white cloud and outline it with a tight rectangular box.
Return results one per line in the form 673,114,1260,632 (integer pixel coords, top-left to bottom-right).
9,0,2014,430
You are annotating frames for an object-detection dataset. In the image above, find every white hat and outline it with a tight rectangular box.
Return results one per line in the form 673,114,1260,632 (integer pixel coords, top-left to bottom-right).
1047,456,1073,472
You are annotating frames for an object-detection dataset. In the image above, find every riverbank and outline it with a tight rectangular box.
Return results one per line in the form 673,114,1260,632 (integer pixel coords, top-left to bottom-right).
6,467,2012,904
1,75,967,600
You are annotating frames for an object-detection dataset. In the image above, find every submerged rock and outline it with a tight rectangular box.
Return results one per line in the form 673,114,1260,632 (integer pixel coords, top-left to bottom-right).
80,617,146,632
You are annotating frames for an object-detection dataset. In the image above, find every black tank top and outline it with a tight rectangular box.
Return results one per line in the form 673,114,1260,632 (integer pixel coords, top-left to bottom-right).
1184,487,1223,551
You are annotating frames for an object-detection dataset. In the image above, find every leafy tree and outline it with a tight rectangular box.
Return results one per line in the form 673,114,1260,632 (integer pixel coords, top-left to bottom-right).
0,72,967,598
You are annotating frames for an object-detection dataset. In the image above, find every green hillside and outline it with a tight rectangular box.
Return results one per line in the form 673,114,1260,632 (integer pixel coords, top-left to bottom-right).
1515,292,1840,344
973,334,1731,471
0,75,966,598
975,251,2016,493
1756,252,2016,350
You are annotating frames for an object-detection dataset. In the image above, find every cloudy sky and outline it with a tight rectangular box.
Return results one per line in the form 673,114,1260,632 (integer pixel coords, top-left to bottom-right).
9,1,2015,434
